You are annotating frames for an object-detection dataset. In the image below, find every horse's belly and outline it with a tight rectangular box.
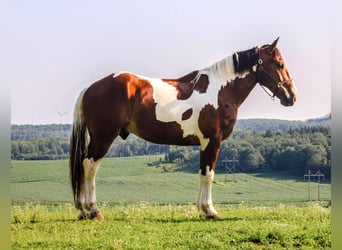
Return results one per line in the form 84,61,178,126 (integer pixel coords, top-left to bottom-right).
128,120,200,146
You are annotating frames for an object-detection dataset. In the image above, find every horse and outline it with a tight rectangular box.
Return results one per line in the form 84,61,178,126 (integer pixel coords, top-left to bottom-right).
69,37,298,220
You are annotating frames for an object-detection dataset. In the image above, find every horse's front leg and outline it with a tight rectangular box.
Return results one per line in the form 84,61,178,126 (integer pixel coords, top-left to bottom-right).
198,139,221,219
82,157,104,220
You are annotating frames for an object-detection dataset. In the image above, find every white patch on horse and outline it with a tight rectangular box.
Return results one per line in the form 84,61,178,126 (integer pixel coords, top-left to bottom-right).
147,78,210,149
205,56,251,85
115,55,250,150
83,157,102,205
198,166,218,217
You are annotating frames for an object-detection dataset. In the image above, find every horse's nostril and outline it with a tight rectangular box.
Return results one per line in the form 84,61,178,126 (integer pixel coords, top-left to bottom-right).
286,95,296,106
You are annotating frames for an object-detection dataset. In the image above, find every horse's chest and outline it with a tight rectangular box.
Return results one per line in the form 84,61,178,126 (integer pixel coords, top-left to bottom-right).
219,102,237,127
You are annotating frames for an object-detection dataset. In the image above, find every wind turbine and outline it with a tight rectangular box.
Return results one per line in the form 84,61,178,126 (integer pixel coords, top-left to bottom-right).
56,110,69,137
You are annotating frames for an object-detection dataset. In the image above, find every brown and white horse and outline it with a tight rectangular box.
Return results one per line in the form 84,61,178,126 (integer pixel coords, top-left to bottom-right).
69,38,298,220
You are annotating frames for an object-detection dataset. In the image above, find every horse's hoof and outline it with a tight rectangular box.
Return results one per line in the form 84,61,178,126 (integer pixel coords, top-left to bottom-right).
78,213,87,220
206,213,222,220
89,209,104,220
95,212,104,220
89,210,98,219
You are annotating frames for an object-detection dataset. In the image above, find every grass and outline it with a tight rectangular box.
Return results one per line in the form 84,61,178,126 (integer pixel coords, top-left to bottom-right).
11,157,331,205
11,157,331,249
11,203,331,249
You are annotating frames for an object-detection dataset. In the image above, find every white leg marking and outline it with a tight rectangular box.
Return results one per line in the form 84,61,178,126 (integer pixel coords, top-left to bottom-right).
198,166,218,217
83,158,102,207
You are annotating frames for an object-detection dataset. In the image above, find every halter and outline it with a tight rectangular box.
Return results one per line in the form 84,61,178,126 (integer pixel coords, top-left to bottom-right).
256,49,293,100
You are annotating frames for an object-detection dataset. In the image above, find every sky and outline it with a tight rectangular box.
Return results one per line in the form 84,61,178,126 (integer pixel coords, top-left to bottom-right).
3,0,332,124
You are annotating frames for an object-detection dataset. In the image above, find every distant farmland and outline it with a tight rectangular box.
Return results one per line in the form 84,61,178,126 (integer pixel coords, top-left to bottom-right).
11,157,330,205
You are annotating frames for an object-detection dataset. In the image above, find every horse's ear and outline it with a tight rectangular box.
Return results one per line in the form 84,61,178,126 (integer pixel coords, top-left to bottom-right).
269,37,280,53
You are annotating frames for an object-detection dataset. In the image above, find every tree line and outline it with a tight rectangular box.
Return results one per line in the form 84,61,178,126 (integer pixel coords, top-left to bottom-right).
11,118,329,141
11,123,331,178
163,126,331,178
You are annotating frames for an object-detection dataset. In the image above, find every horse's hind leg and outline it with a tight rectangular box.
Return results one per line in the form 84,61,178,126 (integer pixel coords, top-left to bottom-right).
77,156,103,220
81,131,119,220
82,157,103,219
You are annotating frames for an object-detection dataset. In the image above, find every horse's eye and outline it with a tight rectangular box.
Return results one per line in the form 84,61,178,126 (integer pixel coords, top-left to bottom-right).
278,63,284,69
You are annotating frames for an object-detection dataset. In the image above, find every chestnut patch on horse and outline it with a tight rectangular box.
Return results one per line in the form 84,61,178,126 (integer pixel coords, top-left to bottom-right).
218,84,238,126
122,73,154,107
198,104,219,138
182,108,193,121
162,71,209,100
193,74,209,93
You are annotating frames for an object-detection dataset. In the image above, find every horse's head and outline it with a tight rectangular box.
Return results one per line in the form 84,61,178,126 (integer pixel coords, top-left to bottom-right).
257,38,298,106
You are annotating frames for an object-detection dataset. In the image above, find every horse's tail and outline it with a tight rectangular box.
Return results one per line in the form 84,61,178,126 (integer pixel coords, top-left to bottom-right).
69,88,88,208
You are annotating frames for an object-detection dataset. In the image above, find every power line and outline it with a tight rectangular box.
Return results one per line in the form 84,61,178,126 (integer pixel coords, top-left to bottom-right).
304,170,325,201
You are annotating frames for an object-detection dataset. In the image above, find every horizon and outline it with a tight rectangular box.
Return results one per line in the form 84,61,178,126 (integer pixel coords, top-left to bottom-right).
10,113,331,126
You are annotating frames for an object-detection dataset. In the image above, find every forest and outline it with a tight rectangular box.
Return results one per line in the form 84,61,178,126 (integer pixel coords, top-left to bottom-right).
11,119,331,178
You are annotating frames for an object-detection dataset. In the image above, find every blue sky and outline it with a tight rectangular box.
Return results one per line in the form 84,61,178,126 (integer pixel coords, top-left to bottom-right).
4,0,332,124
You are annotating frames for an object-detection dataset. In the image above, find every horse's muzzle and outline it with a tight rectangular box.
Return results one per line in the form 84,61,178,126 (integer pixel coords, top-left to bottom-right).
281,94,296,107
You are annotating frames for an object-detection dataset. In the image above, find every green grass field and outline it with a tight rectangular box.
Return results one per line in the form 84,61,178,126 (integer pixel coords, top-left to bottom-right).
11,157,331,249
11,203,330,249
11,157,331,205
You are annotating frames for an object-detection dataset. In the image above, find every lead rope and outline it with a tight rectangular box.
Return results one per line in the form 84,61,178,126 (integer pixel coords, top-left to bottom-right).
260,84,276,100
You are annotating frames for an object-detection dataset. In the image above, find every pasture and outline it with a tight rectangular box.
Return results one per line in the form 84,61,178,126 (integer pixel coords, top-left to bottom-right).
11,157,331,249
11,203,330,249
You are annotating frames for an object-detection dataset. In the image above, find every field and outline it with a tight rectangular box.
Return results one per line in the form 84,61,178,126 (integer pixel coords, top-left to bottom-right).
11,157,331,249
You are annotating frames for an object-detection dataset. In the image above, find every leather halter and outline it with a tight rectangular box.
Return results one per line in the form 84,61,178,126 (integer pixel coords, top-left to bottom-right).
256,50,293,100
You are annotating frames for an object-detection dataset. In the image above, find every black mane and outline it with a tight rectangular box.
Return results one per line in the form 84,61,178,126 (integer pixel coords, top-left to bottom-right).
232,47,259,73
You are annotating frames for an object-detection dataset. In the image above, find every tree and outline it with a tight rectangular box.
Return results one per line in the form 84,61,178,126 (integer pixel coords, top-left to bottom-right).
276,147,297,172
235,141,265,172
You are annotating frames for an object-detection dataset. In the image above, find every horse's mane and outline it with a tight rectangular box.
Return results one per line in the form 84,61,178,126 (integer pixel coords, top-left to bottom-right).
173,47,259,87
200,47,259,82
232,47,259,74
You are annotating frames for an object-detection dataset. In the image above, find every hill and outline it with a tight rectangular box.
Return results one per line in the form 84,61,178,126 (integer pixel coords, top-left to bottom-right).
11,124,71,140
235,118,330,132
11,118,330,141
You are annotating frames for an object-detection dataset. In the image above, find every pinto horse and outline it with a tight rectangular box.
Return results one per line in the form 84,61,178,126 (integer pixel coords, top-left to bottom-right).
69,38,298,220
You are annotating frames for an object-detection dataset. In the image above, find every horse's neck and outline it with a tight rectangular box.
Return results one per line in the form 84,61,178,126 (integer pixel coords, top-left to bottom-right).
202,54,258,107
229,70,258,107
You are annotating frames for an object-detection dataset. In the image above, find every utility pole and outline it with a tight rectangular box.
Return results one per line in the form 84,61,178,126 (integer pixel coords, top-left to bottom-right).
304,170,312,201
304,170,325,201
222,156,239,182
